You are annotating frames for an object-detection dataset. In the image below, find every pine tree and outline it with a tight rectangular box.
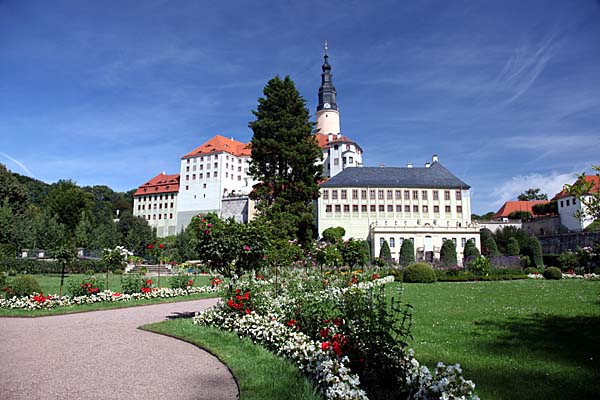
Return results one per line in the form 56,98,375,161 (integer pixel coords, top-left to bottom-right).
249,76,323,243
528,236,544,268
506,237,520,256
440,239,458,266
399,239,415,266
379,239,392,263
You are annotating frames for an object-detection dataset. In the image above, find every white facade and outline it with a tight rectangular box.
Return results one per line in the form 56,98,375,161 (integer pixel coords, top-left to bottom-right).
132,171,179,238
176,151,258,232
557,194,594,231
320,134,363,178
316,109,340,137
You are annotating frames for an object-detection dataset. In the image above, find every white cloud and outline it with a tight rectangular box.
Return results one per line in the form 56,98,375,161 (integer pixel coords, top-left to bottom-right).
490,171,578,209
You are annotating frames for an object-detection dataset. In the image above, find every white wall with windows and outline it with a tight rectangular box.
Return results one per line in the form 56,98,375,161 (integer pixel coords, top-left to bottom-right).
557,194,593,231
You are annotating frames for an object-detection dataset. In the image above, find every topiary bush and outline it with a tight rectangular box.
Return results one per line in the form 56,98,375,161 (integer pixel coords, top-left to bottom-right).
67,275,105,296
121,274,146,294
543,266,562,280
169,272,194,289
403,262,437,283
5,275,42,298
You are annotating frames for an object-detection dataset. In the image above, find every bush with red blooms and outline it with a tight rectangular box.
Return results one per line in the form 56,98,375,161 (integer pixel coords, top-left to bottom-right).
226,289,253,315
67,275,105,297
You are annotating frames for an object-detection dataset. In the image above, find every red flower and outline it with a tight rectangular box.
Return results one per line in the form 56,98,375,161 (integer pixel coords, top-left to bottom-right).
146,279,153,285
320,328,330,338
321,342,330,351
372,273,380,280
112,292,122,297
245,308,251,314
350,276,358,285
255,274,264,280
332,341,342,355
158,243,165,249
333,318,343,326
187,279,194,286
141,287,151,293
147,244,154,249
287,319,296,327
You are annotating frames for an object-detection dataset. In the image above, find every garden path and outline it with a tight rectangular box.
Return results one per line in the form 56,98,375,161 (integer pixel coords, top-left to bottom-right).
0,298,239,400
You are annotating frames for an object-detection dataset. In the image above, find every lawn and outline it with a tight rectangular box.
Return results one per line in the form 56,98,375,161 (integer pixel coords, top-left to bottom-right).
142,319,321,400
396,279,600,400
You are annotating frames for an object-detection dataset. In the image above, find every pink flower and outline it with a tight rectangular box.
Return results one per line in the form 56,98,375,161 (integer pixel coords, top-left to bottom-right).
243,245,251,252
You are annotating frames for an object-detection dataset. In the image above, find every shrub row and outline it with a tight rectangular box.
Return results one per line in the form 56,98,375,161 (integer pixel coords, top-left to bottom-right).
0,258,111,275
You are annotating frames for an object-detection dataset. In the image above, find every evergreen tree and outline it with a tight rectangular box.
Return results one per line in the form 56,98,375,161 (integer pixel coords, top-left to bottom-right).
249,76,323,243
75,210,94,248
463,239,480,259
528,236,544,268
35,210,67,251
506,237,520,256
399,239,415,266
440,239,458,266
45,180,92,236
379,239,392,263
482,236,500,256
359,239,371,263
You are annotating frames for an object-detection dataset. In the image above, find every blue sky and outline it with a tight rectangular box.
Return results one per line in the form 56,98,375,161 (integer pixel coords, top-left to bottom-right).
1,0,599,214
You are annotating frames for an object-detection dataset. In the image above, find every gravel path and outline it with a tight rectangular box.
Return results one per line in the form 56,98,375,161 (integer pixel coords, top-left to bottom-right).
0,299,239,400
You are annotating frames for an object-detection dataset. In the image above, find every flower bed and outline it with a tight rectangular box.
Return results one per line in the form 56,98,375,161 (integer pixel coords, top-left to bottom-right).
194,271,479,400
0,285,219,311
527,272,600,280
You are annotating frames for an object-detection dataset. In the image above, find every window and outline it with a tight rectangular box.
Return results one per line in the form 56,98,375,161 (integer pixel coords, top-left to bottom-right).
323,190,329,200
225,172,228,178
461,238,466,248
193,165,196,171
413,205,419,212
206,172,210,178
186,166,190,172
203,183,207,188
457,206,463,213
387,190,393,199
326,205,332,213
346,144,350,150
349,157,353,163
192,174,196,180
413,190,419,200
452,238,457,246
335,205,341,212
404,190,410,200
207,163,211,169
185,185,189,190
214,162,218,168
334,158,339,166
158,214,162,220
199,173,203,179
380,238,385,247
566,199,570,206
370,190,376,199
361,190,367,200
352,205,358,212
238,166,241,172
200,164,204,170
445,205,451,213
186,159,190,164
361,205,367,212
379,205,385,212
396,205,402,212
370,205,376,212
405,205,410,212
560,201,564,207
343,205,350,212
456,191,462,200
137,205,141,210
170,202,173,208
390,238,395,248
170,213,173,219
342,157,346,165
423,205,428,213
378,190,384,199
444,190,450,200
332,190,338,200
422,190,428,200
387,205,393,212
238,176,241,181
341,190,347,200
185,175,189,181
352,190,358,199
396,190,401,199
573,198,576,204
334,145,339,150
434,205,440,213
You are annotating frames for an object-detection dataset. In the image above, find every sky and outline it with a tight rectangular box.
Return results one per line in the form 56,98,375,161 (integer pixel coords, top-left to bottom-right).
1,0,599,214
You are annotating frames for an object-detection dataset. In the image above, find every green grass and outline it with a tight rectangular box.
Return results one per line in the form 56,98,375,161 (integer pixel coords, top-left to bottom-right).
393,279,600,400
141,319,322,400
5,273,211,294
0,273,217,317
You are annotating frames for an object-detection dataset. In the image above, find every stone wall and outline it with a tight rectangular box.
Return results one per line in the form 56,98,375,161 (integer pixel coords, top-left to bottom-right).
523,216,562,236
538,231,600,254
221,196,249,223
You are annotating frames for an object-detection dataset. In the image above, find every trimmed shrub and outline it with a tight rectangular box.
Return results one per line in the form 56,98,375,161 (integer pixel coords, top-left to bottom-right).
463,239,480,259
169,272,193,289
322,226,345,243
67,275,105,296
506,237,520,256
121,274,146,294
0,258,109,275
528,237,544,268
379,240,392,263
482,237,500,256
403,262,437,283
5,275,42,298
440,240,458,267
543,266,562,280
399,239,415,266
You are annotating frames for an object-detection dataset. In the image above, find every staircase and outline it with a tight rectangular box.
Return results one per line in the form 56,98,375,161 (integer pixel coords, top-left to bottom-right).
126,264,173,276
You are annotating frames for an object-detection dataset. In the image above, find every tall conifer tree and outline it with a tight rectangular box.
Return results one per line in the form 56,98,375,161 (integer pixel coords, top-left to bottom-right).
249,76,323,243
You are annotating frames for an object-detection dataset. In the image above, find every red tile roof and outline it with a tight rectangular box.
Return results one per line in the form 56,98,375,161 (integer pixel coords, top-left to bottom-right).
134,173,180,196
181,135,250,159
492,201,549,220
552,175,600,200
315,133,360,149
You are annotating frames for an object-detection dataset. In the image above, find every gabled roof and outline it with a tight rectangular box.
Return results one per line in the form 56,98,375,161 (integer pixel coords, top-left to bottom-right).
492,201,548,220
181,135,250,159
315,133,361,150
133,173,180,196
552,175,600,200
320,162,470,189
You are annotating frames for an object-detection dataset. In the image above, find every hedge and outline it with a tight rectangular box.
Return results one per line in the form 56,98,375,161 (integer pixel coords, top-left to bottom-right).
0,258,111,275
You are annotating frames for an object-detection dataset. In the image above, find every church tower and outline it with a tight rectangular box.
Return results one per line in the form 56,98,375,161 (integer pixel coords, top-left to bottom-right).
316,41,340,136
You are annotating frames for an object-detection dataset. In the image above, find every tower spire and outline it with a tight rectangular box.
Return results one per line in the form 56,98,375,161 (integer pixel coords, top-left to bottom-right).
317,41,337,111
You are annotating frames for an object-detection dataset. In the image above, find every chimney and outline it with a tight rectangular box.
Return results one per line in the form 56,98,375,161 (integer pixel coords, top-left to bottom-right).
328,133,333,142
407,163,413,168
432,154,439,163
425,162,431,168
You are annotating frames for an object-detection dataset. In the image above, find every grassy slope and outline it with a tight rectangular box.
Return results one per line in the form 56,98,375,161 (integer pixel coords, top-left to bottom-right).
395,280,600,400
142,319,321,400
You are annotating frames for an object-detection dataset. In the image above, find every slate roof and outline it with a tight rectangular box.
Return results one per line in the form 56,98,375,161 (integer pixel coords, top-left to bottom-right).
320,162,470,189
